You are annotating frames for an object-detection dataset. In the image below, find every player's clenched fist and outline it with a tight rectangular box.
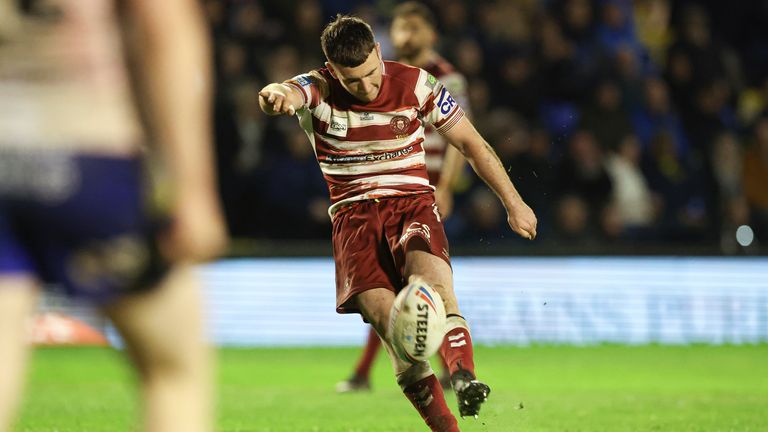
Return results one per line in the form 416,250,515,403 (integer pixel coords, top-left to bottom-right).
259,83,298,116
507,200,538,240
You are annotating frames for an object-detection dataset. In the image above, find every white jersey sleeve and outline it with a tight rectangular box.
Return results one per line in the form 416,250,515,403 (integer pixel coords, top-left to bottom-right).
417,71,465,134
284,71,328,110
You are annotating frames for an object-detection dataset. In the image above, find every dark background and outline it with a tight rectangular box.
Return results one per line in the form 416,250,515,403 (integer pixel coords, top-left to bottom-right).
202,0,768,256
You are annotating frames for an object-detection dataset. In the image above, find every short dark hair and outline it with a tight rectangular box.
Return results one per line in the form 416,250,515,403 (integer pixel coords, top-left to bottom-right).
392,1,437,29
320,15,376,67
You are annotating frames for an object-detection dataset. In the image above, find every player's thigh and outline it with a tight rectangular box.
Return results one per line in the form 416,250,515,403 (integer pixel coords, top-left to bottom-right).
0,276,39,424
0,275,39,344
101,265,208,375
403,249,459,315
355,287,396,340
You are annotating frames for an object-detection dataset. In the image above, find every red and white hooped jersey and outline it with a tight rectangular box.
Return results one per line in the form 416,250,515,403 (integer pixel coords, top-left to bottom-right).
285,60,465,216
421,55,470,185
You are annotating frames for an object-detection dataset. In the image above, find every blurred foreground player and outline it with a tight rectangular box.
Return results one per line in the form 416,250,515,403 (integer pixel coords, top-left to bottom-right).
259,15,536,431
336,1,470,394
0,1,226,431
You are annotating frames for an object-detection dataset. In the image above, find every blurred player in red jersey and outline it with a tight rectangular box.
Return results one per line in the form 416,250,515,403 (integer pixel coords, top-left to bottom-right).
336,1,468,394
0,1,226,431
259,15,536,431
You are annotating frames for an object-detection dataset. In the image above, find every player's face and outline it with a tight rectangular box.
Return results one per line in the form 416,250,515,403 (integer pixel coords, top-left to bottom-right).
390,15,435,59
328,44,384,102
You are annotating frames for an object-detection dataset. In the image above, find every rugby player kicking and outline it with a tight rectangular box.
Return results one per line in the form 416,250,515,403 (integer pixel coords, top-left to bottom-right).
259,15,536,431
336,2,471,395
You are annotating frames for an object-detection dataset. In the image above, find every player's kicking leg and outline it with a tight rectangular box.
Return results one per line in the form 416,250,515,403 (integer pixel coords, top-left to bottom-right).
403,248,491,419
0,276,38,432
356,288,459,432
101,266,212,432
337,327,450,393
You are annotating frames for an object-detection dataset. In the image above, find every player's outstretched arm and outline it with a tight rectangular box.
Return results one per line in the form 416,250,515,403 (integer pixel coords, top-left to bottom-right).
124,0,227,262
259,83,304,116
442,116,537,240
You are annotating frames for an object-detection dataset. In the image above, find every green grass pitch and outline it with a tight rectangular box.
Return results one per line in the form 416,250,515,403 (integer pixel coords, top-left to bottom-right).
16,345,768,431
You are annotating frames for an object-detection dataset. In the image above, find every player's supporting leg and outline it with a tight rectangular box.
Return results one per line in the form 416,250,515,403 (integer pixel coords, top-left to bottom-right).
0,276,38,432
403,249,490,418
356,288,458,432
336,326,380,392
102,266,212,432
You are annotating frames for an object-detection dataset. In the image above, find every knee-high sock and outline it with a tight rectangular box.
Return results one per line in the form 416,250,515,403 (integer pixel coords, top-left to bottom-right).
439,314,475,377
398,363,459,432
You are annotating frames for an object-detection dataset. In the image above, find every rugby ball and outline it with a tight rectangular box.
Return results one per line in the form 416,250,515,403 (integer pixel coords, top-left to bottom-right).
388,278,447,363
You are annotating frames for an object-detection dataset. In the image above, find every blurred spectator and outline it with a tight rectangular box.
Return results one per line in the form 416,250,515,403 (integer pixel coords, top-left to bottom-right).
743,117,768,242
642,132,709,241
554,195,593,244
263,127,331,240
554,130,613,239
686,79,738,152
631,77,689,156
453,38,485,79
537,14,581,102
738,77,768,127
605,135,655,237
710,132,749,252
287,0,326,68
580,79,634,151
536,14,589,136
711,132,744,201
460,188,507,243
559,0,594,40
467,78,492,120
664,4,738,121
494,122,555,238
633,0,672,65
218,39,251,84
435,0,474,50
597,0,640,56
496,50,540,121
264,44,302,84
231,2,283,46
203,0,228,37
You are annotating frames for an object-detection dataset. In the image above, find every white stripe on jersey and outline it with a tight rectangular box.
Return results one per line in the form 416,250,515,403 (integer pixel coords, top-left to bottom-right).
297,107,318,151
318,127,425,152
414,69,433,108
346,174,431,188
319,151,425,175
313,101,334,124
309,103,419,131
344,109,418,129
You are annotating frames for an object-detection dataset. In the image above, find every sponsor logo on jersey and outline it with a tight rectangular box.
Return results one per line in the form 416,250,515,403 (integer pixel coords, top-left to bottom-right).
324,146,414,163
296,76,311,86
328,115,348,137
360,112,374,121
426,74,437,89
390,115,410,134
436,87,456,115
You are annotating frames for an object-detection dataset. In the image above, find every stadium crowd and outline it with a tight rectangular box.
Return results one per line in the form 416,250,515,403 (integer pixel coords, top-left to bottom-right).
203,0,768,253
